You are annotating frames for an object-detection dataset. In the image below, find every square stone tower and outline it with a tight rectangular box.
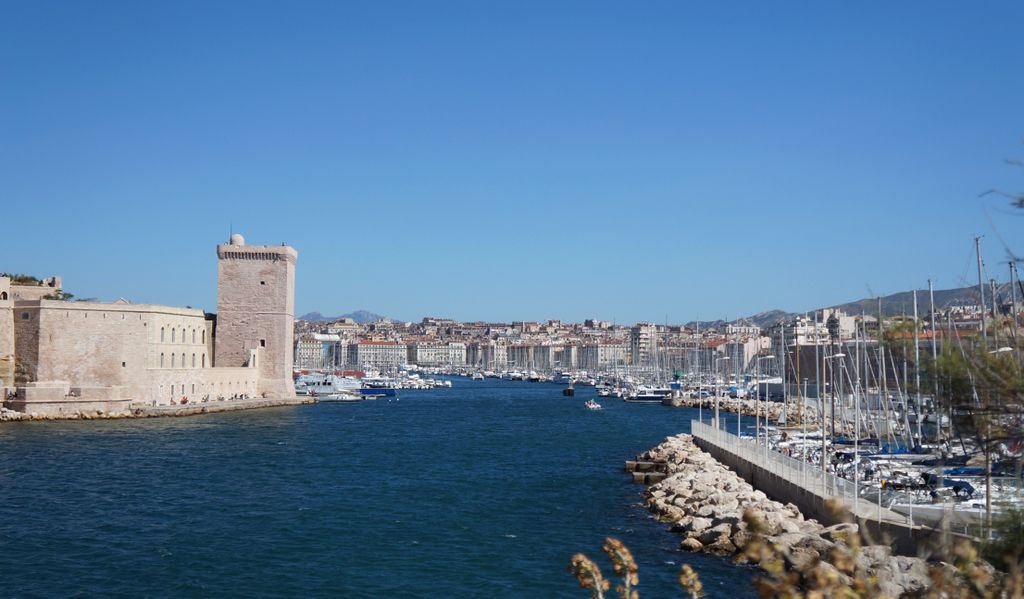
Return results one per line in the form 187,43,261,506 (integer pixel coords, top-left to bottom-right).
0,276,13,388
215,234,298,398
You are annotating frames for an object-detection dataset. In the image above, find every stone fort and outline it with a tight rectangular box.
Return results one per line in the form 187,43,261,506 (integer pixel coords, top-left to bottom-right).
0,234,297,416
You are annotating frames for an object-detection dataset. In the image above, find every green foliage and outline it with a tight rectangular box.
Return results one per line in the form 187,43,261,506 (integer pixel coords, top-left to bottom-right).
0,273,41,285
41,290,74,301
982,509,1024,572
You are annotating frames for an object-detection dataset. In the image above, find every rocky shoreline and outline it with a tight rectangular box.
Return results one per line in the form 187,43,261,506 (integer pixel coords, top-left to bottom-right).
0,396,315,422
636,433,957,597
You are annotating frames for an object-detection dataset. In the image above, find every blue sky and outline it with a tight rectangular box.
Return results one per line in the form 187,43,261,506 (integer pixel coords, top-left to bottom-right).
2,1,1023,323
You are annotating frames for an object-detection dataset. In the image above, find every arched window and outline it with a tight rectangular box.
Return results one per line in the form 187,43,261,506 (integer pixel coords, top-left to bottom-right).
192,329,196,343
192,353,196,368
202,354,206,368
202,330,206,344
171,328,175,342
181,353,186,367
161,327,165,342
171,354,175,367
0,291,7,300
160,353,164,367
171,384,175,396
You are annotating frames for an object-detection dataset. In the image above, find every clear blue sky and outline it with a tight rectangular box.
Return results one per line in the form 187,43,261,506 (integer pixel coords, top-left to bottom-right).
2,2,1023,324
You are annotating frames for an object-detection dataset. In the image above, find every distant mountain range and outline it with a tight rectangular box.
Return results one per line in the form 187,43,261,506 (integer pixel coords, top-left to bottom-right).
689,284,998,330
298,310,386,324
300,285,1006,329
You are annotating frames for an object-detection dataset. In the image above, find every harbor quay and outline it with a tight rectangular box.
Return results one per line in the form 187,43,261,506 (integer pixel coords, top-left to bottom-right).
1,233,301,419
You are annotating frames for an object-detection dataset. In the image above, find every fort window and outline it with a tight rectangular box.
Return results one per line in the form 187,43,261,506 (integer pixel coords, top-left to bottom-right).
171,329,176,342
160,353,164,367
191,354,196,367
0,291,6,300
260,339,266,348
181,353,186,366
202,354,206,367
171,354,176,367
192,329,196,343
122,361,126,367
161,327,165,342
21,312,29,320
260,281,265,285
171,385,175,396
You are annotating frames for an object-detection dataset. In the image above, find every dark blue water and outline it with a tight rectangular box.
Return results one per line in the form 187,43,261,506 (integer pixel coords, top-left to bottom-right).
0,378,757,598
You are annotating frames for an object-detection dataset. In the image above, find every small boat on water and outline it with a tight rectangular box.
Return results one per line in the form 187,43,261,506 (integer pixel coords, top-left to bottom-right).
584,399,602,410
471,372,484,381
360,376,398,398
318,392,364,403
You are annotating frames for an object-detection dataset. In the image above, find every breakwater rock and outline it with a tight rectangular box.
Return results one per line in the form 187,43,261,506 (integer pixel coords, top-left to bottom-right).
663,394,820,426
635,434,942,597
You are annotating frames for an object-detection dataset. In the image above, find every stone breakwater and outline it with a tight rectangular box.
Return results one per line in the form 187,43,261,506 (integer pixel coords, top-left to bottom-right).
0,397,315,422
636,433,939,597
663,394,820,425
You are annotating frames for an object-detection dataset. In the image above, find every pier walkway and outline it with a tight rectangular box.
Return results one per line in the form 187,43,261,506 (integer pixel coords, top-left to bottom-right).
690,420,949,556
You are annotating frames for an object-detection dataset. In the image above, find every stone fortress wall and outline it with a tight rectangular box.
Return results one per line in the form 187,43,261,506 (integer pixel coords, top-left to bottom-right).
0,277,13,389
1,234,297,416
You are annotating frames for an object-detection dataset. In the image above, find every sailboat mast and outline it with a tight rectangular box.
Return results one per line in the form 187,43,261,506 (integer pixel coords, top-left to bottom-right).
977,236,987,342
913,290,923,443
879,297,890,444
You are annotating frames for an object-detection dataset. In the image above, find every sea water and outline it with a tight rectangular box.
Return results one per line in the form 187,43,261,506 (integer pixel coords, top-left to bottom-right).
0,378,757,597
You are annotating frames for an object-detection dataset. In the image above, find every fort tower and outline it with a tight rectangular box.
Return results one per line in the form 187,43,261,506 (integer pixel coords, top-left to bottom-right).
215,234,297,398
0,276,13,388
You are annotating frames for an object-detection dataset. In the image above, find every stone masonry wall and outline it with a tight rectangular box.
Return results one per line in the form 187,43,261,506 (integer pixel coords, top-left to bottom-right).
215,242,296,398
0,277,13,388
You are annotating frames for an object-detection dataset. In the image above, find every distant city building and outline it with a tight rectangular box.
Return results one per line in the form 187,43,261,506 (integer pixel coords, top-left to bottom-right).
294,333,346,370
466,341,507,369
407,342,466,366
629,323,657,366
580,342,628,370
725,322,760,337
348,340,407,369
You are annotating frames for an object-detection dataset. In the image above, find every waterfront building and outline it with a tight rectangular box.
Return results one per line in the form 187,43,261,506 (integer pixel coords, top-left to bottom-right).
348,340,407,369
466,340,507,369
554,344,578,370
1,234,298,415
506,344,535,371
407,342,466,366
295,333,323,370
579,342,628,371
294,333,346,370
629,323,658,366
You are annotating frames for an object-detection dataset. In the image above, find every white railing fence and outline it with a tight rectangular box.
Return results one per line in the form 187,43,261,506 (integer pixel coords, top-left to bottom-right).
690,419,910,526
